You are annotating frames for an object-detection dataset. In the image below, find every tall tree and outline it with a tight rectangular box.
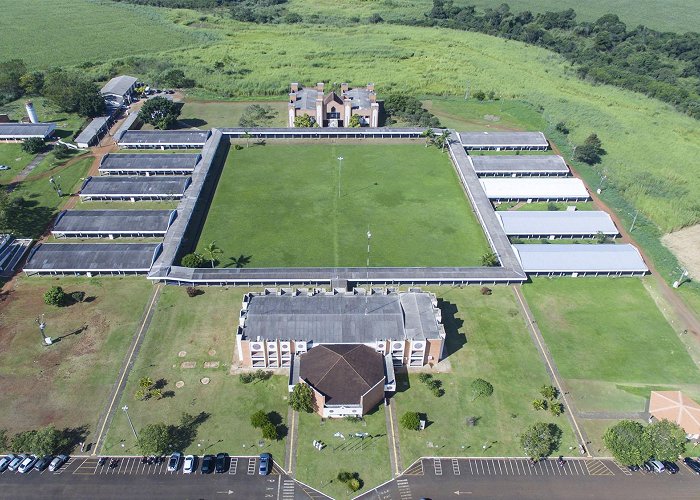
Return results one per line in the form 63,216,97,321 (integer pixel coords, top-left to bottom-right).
239,104,278,128
139,96,180,130
645,419,687,462
0,59,27,103
289,383,314,413
137,423,171,456
603,420,652,466
203,241,223,268
520,422,561,459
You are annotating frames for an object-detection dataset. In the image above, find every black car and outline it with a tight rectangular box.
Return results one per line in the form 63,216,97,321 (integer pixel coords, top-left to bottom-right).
201,455,215,474
215,453,229,473
627,464,640,472
663,461,679,474
684,457,700,474
642,461,653,472
34,455,53,471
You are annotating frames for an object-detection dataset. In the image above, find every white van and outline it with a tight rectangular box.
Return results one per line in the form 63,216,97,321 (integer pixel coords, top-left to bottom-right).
650,460,665,473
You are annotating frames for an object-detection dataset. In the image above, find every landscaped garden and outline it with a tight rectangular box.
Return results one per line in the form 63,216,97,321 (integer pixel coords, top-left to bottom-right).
394,285,578,464
0,276,154,448
103,286,289,460
195,143,490,268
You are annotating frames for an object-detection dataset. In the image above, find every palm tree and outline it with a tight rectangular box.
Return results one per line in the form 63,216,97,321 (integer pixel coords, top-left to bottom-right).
421,128,435,147
242,131,252,148
204,241,223,268
435,130,451,151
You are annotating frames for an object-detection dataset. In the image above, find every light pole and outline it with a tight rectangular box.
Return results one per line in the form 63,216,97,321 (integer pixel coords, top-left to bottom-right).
337,156,344,198
122,405,138,439
365,228,371,315
673,269,689,289
596,174,606,194
629,210,639,232
36,314,51,345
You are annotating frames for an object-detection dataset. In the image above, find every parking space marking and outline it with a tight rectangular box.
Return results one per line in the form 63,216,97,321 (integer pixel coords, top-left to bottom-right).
229,458,238,475
247,457,257,475
404,460,424,476
612,460,633,476
433,458,442,476
397,478,412,500
452,458,460,475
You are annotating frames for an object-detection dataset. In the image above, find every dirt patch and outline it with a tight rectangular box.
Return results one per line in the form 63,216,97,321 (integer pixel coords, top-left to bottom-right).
178,351,187,357
483,114,500,122
208,349,216,356
204,361,219,369
662,224,700,279
175,381,185,388
200,377,210,385
180,361,196,369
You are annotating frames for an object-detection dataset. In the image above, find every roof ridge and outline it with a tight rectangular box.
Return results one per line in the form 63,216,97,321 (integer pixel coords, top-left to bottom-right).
313,346,343,385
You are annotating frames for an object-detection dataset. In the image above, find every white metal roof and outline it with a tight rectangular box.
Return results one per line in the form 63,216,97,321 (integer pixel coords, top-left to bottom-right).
459,131,548,147
470,155,569,174
512,244,648,273
496,211,618,236
100,75,138,97
481,178,589,199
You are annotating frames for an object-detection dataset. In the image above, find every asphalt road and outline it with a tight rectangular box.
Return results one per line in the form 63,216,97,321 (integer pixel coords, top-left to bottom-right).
0,456,330,500
359,458,700,500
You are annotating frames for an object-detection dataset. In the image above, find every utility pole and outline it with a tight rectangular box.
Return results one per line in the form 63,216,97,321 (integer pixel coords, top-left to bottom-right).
629,210,639,232
365,228,371,315
123,405,138,439
337,156,344,198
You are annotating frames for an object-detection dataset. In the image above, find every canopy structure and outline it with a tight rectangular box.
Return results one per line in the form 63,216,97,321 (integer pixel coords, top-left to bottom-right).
649,391,700,436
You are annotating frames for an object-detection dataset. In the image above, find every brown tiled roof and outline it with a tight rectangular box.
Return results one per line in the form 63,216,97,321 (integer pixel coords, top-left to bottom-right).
299,344,384,405
323,91,344,106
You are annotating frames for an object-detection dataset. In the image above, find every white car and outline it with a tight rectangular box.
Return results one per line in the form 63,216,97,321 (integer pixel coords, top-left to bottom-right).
167,451,182,472
0,165,10,171
183,455,196,474
8,454,26,471
18,455,37,474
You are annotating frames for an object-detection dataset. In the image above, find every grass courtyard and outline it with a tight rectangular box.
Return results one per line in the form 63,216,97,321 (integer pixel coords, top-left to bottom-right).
522,278,700,414
196,144,490,268
393,286,577,464
103,286,289,461
0,276,154,449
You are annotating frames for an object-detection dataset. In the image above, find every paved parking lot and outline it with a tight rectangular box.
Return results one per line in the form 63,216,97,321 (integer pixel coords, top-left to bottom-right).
0,455,330,500
361,457,700,500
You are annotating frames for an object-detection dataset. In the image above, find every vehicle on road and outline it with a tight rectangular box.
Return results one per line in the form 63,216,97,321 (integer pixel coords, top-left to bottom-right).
18,455,37,474
684,457,700,474
183,455,196,474
259,453,271,475
167,452,182,472
34,455,53,471
8,454,27,472
0,165,10,171
49,455,69,472
215,452,229,473
201,454,215,474
0,454,16,472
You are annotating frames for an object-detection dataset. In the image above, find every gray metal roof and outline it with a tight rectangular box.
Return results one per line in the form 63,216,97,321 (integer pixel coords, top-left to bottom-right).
242,292,440,343
75,116,111,146
52,210,174,234
481,178,590,199
497,211,618,236
459,131,548,147
117,130,210,145
512,244,648,273
80,176,190,196
0,123,56,138
293,88,319,111
24,243,160,271
100,153,200,172
100,75,137,97
345,88,372,109
470,155,568,174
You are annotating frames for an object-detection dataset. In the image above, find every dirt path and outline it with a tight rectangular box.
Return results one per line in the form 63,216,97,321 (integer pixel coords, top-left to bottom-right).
549,141,700,340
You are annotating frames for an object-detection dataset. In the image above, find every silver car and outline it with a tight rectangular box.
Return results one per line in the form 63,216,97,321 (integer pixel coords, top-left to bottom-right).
0,454,16,472
8,454,27,471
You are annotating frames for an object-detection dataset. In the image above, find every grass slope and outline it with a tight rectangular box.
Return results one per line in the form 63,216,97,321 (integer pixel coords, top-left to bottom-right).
394,286,577,463
103,287,289,460
0,144,34,184
523,278,700,413
0,277,153,445
196,144,489,268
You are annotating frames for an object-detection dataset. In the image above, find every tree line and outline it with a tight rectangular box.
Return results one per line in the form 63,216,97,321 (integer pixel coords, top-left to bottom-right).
419,1,700,119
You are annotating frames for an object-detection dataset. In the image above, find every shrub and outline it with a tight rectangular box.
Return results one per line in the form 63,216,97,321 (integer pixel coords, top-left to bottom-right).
261,422,278,440
43,286,66,306
186,286,199,297
417,373,433,384
431,386,445,397
284,12,303,24
473,90,486,100
234,144,243,150
532,399,548,411
181,252,204,268
239,373,254,384
368,13,383,23
470,378,494,401
344,415,362,423
250,410,270,429
400,411,421,431
467,416,478,427
540,385,559,401
70,291,85,303
337,471,353,482
555,121,569,134
550,402,564,416
53,143,70,159
347,478,361,492
480,286,492,295
254,369,272,381
480,252,498,267
22,137,45,154
547,202,559,211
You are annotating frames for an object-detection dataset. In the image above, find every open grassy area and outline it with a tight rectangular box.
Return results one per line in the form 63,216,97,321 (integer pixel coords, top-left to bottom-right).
0,144,35,184
394,286,577,464
0,276,153,449
295,408,390,499
424,98,547,132
522,278,700,414
494,201,597,212
0,97,88,140
196,143,489,268
103,286,289,460
178,100,288,129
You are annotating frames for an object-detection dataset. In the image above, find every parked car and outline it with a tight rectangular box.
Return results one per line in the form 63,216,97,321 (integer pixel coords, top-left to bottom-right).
215,453,229,473
167,452,182,472
626,464,640,472
0,454,16,472
49,455,69,472
649,460,665,473
663,461,679,474
258,453,271,476
183,455,196,474
641,461,653,472
34,455,53,471
201,454,215,474
0,165,10,171
18,455,37,474
8,454,27,471
684,457,700,474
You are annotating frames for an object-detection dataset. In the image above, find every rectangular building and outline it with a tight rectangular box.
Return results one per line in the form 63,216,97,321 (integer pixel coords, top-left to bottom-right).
496,211,618,238
481,178,590,201
512,243,648,276
116,130,210,149
79,176,191,201
470,155,569,177
288,82,379,128
52,210,176,238
459,131,548,150
100,75,138,106
99,153,201,176
0,123,56,142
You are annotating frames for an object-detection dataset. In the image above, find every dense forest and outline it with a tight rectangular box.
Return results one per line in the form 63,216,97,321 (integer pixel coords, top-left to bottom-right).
418,1,700,119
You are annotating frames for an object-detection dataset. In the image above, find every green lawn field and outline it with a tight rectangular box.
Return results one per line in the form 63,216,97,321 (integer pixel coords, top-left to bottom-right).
0,144,34,184
103,286,289,460
0,276,154,449
195,144,490,268
178,100,288,129
522,278,700,413
394,286,577,464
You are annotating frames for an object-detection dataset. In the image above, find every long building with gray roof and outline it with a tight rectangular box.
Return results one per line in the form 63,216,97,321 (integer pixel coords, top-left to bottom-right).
0,123,56,141
496,211,618,238
512,243,648,276
459,131,548,150
52,210,176,238
469,154,569,176
99,153,201,175
116,130,210,149
79,176,191,200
